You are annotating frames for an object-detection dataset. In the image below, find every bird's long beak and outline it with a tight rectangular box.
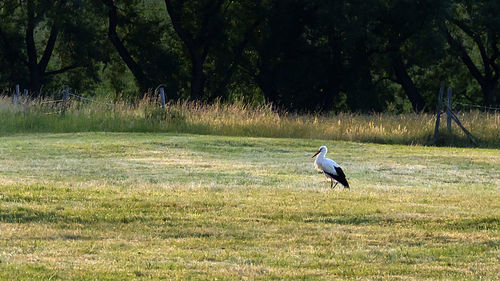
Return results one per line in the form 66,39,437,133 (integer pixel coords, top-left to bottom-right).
312,150,320,158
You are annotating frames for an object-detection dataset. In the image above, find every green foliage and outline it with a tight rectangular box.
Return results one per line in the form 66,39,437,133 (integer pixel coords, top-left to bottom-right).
113,0,181,96
1,0,500,111
445,0,500,105
0,0,108,93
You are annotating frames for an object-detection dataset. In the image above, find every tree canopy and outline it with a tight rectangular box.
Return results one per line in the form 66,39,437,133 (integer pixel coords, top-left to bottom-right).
1,0,499,112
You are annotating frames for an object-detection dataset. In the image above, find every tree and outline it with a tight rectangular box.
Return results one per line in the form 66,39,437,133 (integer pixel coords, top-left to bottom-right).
203,0,264,102
102,0,152,93
240,0,348,111
0,0,104,95
101,0,180,95
368,0,448,112
444,0,500,106
318,0,381,111
164,0,227,100
0,0,496,113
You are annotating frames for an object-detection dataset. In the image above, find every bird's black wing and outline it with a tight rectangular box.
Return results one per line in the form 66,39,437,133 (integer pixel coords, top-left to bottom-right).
333,166,349,188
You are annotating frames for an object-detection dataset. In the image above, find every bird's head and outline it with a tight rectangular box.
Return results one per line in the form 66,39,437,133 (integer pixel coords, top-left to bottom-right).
312,146,327,158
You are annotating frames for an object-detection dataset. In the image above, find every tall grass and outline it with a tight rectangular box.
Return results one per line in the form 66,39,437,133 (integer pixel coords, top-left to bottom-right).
1,95,499,147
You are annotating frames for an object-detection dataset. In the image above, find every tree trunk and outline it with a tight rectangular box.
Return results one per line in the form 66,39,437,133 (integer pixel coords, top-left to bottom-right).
391,54,426,112
190,53,205,100
165,0,205,100
25,0,61,95
444,23,500,106
164,0,224,100
25,0,42,93
103,0,151,93
479,82,498,105
28,65,42,93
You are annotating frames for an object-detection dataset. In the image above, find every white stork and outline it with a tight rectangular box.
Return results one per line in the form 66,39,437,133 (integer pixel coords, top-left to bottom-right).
312,146,349,188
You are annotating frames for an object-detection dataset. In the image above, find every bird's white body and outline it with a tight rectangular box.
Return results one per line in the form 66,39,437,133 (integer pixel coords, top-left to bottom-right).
312,146,349,188
314,153,340,177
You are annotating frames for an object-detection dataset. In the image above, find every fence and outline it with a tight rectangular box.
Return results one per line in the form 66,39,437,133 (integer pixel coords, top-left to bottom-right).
433,83,485,146
453,102,500,112
11,84,168,114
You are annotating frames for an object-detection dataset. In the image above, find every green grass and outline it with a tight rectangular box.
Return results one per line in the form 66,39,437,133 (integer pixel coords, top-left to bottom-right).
2,96,500,147
0,132,499,280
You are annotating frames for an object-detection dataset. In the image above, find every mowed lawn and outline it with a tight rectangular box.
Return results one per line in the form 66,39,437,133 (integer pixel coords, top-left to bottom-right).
0,133,499,280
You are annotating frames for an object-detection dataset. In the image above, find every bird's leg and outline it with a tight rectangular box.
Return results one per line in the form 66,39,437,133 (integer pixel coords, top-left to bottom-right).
332,182,338,189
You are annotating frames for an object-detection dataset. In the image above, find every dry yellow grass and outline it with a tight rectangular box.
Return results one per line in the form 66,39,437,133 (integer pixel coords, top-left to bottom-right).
1,95,499,147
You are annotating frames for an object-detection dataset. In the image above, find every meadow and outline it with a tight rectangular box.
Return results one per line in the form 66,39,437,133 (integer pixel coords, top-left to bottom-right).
0,95,499,279
0,132,499,280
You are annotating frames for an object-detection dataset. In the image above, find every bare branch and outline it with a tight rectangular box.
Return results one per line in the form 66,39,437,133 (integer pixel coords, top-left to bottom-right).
443,23,486,85
45,63,80,76
164,0,196,51
25,0,38,66
38,24,59,73
374,76,399,85
102,0,150,90
450,18,492,78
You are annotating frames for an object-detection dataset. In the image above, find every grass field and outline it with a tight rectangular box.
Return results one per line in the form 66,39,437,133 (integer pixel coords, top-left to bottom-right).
0,132,498,280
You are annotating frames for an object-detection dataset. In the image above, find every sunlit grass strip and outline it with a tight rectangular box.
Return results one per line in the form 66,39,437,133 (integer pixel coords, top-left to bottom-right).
1,95,499,147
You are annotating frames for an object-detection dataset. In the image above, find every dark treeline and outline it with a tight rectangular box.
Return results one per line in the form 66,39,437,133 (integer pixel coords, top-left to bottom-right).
1,0,500,112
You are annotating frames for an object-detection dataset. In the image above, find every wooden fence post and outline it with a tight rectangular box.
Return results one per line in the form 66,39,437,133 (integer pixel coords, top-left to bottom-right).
446,88,452,133
61,86,70,116
433,83,444,145
449,111,478,145
159,87,166,109
13,84,20,105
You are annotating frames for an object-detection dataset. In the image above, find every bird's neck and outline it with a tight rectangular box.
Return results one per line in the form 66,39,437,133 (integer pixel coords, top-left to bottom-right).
316,151,327,159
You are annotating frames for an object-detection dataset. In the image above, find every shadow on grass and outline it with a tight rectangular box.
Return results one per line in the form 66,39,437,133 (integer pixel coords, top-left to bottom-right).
0,206,146,224
442,217,500,231
0,207,62,223
304,215,386,225
306,215,500,231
